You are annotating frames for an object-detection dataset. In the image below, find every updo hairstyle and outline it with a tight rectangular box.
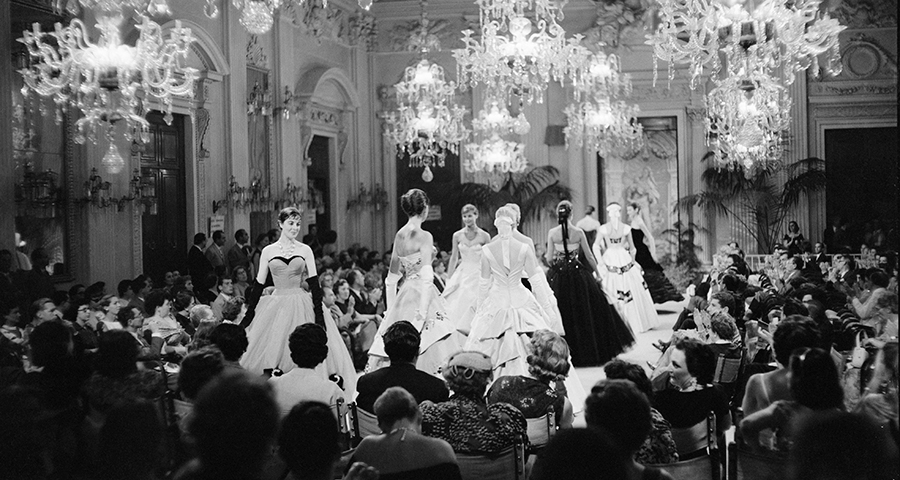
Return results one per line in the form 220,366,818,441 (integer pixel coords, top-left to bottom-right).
278,207,302,224
527,329,571,383
461,204,478,216
556,200,573,225
400,189,429,217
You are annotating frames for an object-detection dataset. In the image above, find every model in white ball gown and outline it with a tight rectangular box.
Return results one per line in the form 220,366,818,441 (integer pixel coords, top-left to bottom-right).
241,208,357,400
595,203,661,333
442,204,491,336
367,189,460,376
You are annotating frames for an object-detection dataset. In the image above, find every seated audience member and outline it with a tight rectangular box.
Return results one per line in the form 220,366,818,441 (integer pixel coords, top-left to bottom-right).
174,347,226,446
176,371,280,480
220,296,245,324
209,322,248,370
17,321,83,411
740,347,844,453
864,291,898,342
128,275,151,313
187,305,218,351
852,269,891,321
530,428,630,480
279,401,379,480
172,287,196,336
788,410,899,480
854,341,898,428
351,387,460,480
117,307,161,361
143,289,189,357
97,399,164,480
84,330,165,414
604,360,678,465
98,295,124,332
0,303,25,363
355,321,449,414
23,297,62,345
671,283,710,332
653,338,731,458
586,380,676,480
742,316,822,417
211,276,236,321
487,329,574,428
71,301,100,355
420,351,527,454
196,273,219,306
232,266,250,299
270,324,345,417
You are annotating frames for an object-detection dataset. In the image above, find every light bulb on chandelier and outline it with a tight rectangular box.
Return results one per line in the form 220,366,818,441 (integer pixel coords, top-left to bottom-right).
101,142,125,174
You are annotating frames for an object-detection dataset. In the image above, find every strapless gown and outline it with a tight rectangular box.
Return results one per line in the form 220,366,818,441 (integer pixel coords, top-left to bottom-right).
442,242,483,335
547,243,635,367
632,227,683,304
367,253,461,376
597,225,661,333
240,255,357,400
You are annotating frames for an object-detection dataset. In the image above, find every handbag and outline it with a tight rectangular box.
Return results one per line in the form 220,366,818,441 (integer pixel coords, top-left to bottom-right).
850,331,869,368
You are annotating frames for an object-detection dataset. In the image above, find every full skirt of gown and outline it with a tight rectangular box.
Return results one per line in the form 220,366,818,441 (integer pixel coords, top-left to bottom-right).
632,228,683,304
600,247,662,333
442,259,481,335
368,278,461,376
240,288,358,400
547,257,635,367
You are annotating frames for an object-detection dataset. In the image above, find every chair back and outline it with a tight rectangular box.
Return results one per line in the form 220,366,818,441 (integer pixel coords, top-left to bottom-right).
714,354,742,385
456,435,525,480
353,404,381,439
670,412,720,479
525,406,556,448
727,441,787,480
649,455,716,480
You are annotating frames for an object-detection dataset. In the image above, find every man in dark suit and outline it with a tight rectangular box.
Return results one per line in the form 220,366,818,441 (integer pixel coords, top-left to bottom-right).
226,229,252,277
347,269,377,316
355,321,449,413
813,242,829,265
187,233,213,290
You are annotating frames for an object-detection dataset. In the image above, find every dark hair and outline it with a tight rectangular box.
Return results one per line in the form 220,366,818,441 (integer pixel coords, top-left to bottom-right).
585,379,652,454
527,330,571,383
278,207,303,224
234,229,248,241
347,269,365,287
28,321,72,369
212,230,225,242
585,205,596,215
278,402,340,477
675,338,716,385
791,256,805,270
194,232,207,245
556,200,573,224
173,287,194,311
710,313,738,340
773,316,821,367
209,323,249,362
710,291,736,317
28,297,53,320
117,279,133,297
99,330,140,376
374,386,419,427
789,411,899,480
115,307,137,329
383,321,421,363
178,347,226,401
695,282,712,299
400,189,429,217
130,275,149,296
189,372,279,479
98,400,163,479
289,324,328,368
869,269,890,289
789,348,843,410
217,275,232,289
603,359,654,400
144,289,171,317
531,428,629,480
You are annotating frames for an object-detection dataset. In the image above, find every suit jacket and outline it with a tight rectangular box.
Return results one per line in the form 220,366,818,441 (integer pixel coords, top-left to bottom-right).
205,245,226,276
187,245,213,285
813,253,829,265
226,243,251,275
349,288,377,315
355,363,449,413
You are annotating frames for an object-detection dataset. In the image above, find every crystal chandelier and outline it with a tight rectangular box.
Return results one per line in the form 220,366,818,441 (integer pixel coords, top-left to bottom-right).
465,134,528,174
18,4,198,168
705,71,791,175
564,51,643,156
55,0,171,16
204,0,375,34
472,98,530,137
383,0,470,182
454,0,587,105
648,0,845,88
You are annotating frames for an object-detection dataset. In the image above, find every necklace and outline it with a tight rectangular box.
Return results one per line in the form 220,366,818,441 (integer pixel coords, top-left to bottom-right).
388,426,415,441
278,240,295,258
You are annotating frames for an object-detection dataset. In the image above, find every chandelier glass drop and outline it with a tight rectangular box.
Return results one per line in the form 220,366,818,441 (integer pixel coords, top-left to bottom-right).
383,0,470,182
204,0,375,34
18,3,198,164
454,0,587,105
705,71,791,175
465,96,530,173
648,0,845,88
564,51,643,156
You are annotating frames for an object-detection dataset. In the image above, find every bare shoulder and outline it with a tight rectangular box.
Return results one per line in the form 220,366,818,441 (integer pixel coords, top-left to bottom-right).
297,242,314,257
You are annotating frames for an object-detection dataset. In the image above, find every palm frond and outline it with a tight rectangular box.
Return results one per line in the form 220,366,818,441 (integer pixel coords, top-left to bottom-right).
513,166,562,201
520,182,572,222
676,192,730,217
782,159,827,208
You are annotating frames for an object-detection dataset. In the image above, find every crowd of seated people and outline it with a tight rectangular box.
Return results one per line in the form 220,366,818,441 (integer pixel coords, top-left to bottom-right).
0,225,898,480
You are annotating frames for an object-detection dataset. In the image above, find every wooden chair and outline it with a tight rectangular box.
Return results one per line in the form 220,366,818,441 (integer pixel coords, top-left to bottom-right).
348,402,381,446
663,412,720,480
651,455,719,480
456,434,525,480
727,441,787,480
525,406,556,450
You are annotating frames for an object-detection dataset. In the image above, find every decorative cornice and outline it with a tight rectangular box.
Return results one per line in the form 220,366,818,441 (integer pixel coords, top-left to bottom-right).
831,0,897,29
808,81,897,96
580,0,653,50
349,12,378,51
285,0,351,45
813,103,897,118
686,106,707,123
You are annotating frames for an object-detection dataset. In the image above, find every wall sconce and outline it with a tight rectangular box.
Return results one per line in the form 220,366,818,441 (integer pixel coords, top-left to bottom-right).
277,86,299,120
83,167,113,209
15,163,60,217
280,177,303,208
347,183,389,212
247,81,273,117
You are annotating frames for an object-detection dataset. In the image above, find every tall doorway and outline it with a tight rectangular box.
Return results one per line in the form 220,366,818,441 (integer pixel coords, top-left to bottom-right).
396,152,461,251
140,112,187,284
307,135,331,234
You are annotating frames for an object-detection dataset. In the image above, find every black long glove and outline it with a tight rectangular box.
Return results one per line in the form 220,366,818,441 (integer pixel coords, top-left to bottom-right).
240,279,264,328
306,275,325,328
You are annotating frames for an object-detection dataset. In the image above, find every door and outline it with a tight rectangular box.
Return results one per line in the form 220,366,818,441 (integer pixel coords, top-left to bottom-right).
141,112,187,285
396,151,461,251
307,135,331,233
